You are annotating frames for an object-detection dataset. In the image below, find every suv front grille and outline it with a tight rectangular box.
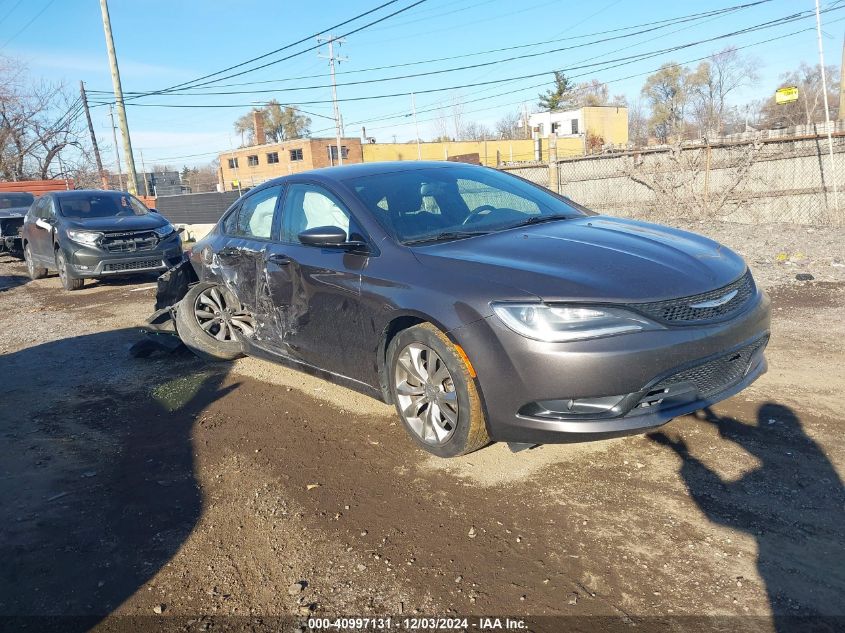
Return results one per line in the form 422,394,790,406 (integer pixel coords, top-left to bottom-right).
0,218,23,237
101,230,159,253
103,258,163,272
628,270,755,324
649,336,769,399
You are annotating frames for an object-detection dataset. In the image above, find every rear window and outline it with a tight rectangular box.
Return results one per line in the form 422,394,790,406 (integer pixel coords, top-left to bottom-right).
57,193,149,219
0,193,34,209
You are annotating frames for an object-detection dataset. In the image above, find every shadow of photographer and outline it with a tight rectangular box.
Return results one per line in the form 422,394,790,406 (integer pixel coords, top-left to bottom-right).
650,403,845,632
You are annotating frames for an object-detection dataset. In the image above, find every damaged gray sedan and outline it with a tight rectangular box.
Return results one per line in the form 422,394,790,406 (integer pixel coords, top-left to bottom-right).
151,162,770,457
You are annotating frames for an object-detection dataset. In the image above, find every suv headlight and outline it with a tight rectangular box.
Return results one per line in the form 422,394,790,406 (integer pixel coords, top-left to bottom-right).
154,224,175,238
491,302,660,342
66,229,103,247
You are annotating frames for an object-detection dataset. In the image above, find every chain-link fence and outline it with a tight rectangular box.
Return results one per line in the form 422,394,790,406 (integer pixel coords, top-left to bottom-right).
502,133,845,226
499,164,550,189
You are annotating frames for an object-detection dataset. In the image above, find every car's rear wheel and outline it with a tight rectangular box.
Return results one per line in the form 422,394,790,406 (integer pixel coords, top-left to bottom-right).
387,323,489,457
175,282,253,361
55,249,83,291
24,244,47,280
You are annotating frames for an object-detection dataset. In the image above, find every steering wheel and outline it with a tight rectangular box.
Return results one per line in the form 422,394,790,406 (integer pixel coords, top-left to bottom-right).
461,204,497,226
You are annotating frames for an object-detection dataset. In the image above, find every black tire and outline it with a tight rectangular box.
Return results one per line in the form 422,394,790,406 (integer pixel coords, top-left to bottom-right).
24,243,47,280
55,249,83,291
175,282,247,362
387,323,489,458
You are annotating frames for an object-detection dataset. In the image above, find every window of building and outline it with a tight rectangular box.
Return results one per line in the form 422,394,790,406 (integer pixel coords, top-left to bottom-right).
247,155,259,167
267,152,279,164
227,157,239,169
551,121,559,134
290,148,304,161
328,145,349,161
571,119,579,135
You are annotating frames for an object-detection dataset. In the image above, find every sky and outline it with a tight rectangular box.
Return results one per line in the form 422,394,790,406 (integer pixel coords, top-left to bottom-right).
3,0,844,169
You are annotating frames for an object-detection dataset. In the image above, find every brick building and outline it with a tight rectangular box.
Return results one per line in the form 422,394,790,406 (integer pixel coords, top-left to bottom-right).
219,137,363,191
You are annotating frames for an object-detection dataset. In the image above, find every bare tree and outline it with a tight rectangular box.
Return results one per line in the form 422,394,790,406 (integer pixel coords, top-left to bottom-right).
495,110,522,139
755,62,839,129
627,98,649,147
0,57,88,181
641,63,692,143
459,121,490,141
688,47,758,137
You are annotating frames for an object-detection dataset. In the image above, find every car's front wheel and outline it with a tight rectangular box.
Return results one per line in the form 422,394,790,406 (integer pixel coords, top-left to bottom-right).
387,323,489,457
24,244,47,280
55,249,83,290
175,282,253,361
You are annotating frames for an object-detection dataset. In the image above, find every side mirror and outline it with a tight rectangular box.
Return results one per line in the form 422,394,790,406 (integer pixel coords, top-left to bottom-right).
298,226,367,251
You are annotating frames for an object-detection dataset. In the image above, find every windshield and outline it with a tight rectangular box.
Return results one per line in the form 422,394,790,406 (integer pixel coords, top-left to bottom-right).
346,165,587,243
57,193,150,219
0,193,34,209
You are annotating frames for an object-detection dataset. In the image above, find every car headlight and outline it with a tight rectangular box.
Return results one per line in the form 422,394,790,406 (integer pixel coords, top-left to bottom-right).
491,302,659,342
66,229,103,247
154,224,175,238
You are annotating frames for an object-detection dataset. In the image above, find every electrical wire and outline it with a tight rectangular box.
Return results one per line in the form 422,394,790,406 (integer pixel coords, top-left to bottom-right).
133,0,429,100
93,5,840,110
91,1,771,98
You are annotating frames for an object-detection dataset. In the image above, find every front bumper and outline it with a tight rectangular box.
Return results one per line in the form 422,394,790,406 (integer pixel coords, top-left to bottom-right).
66,235,183,278
454,290,771,444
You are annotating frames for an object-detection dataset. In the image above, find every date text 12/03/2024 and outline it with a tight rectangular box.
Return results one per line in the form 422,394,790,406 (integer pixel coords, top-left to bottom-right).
306,617,528,630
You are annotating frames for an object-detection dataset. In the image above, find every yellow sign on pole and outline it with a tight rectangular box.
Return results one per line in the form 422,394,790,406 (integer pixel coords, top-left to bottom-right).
775,86,799,105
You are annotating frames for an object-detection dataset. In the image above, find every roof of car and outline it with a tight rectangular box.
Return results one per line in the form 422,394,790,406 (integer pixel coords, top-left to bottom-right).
50,189,127,197
255,161,491,191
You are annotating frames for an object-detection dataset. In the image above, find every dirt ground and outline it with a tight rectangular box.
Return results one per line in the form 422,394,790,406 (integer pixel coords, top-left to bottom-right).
0,221,843,633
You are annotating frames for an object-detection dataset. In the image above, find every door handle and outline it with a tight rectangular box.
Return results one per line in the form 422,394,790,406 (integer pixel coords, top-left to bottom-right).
218,246,242,258
267,253,290,265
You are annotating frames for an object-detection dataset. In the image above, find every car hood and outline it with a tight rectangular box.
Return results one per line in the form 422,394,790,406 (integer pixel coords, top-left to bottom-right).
412,216,747,303
0,207,29,219
62,214,169,232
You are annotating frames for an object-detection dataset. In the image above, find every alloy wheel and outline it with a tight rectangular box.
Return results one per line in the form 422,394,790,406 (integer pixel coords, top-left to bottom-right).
25,246,34,277
193,285,255,342
394,343,459,445
56,251,67,285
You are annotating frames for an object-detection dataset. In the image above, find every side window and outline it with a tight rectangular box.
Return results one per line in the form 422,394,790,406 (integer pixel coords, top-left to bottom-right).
280,184,360,243
221,204,240,235
235,186,281,239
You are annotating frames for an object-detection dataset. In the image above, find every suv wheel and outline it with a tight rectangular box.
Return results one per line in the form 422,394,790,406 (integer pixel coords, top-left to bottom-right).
175,282,253,361
387,323,489,457
25,244,47,280
55,249,83,290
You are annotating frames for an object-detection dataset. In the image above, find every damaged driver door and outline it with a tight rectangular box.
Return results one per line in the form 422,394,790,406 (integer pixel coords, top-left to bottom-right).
253,182,371,382
212,186,283,314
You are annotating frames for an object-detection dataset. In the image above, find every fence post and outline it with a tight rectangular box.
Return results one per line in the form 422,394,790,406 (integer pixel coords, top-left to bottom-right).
548,134,559,194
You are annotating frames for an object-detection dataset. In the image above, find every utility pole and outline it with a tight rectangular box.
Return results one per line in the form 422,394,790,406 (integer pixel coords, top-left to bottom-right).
411,93,421,160
318,35,347,166
108,104,124,191
80,81,108,189
139,150,151,197
99,0,139,195
839,34,845,121
814,0,839,215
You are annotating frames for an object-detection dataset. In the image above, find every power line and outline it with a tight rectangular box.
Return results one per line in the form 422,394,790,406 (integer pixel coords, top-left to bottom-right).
0,0,57,48
0,0,25,28
91,0,770,98
133,0,428,100
141,17,838,165
95,6,840,110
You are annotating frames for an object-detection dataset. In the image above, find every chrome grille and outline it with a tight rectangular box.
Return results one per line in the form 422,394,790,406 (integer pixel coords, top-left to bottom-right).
101,230,159,253
628,270,755,324
650,336,769,399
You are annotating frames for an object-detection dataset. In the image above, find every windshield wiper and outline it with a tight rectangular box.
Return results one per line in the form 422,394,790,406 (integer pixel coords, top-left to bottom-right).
507,214,574,229
403,230,490,245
